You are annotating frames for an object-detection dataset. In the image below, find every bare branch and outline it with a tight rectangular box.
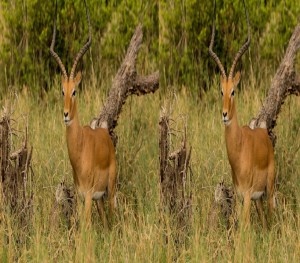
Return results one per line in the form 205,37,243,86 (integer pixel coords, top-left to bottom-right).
10,148,23,160
129,71,159,96
0,110,33,230
289,78,300,96
251,24,300,145
90,24,159,145
159,108,192,246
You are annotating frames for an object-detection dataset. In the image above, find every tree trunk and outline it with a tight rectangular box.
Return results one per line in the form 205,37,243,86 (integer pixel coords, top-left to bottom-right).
90,24,159,145
0,109,33,230
159,108,192,247
249,24,300,146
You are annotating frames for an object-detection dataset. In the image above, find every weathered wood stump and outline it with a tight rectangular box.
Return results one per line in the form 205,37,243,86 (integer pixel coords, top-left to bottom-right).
0,109,33,230
159,107,192,247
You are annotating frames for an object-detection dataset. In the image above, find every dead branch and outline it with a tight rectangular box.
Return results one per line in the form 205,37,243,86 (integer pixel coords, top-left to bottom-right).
208,181,236,232
159,108,192,246
129,72,159,95
90,24,159,145
50,181,77,229
289,76,300,96
0,110,33,229
250,24,300,145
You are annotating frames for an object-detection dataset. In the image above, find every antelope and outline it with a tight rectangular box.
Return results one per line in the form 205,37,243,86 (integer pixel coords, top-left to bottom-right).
209,0,275,228
50,0,116,228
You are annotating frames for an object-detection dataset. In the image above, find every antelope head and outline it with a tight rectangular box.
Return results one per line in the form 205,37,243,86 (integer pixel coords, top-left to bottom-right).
61,72,82,125
209,0,250,126
50,0,92,126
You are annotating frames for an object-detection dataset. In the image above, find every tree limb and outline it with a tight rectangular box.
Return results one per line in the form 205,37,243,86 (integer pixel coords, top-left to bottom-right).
289,77,300,96
129,71,159,96
90,24,159,145
251,24,300,146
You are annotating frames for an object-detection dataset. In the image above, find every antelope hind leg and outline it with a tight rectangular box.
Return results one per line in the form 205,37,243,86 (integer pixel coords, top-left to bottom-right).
267,161,276,219
84,193,92,228
255,198,268,229
96,198,108,230
243,192,251,228
108,159,117,220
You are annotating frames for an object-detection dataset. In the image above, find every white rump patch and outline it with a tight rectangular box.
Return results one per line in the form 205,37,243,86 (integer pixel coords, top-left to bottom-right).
248,118,267,130
100,121,108,129
249,118,256,129
90,120,96,129
89,120,108,130
92,191,106,200
259,121,267,129
251,191,264,200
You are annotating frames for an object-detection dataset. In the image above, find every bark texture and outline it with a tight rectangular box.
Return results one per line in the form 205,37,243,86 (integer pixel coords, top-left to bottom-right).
51,181,77,229
159,108,192,246
250,24,300,145
0,109,33,228
208,181,236,231
90,24,159,145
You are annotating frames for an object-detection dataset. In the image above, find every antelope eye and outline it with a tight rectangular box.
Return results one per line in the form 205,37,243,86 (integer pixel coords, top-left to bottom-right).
72,90,76,97
231,90,235,96
62,90,65,96
221,91,223,96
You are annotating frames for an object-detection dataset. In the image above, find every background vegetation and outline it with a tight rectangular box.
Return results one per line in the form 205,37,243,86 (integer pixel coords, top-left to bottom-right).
0,0,158,93
0,0,299,262
160,0,300,93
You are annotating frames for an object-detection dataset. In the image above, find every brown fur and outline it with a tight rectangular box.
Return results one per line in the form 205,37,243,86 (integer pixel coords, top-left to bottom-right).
62,72,117,228
221,72,275,228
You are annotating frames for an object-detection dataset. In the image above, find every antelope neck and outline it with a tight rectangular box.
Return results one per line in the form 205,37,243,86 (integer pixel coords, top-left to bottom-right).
224,100,242,162
66,100,83,164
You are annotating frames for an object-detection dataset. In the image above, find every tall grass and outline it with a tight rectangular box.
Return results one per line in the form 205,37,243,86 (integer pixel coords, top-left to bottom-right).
0,71,299,261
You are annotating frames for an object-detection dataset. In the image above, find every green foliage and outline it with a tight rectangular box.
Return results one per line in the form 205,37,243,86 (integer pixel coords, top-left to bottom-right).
0,0,300,94
160,0,300,90
0,0,158,93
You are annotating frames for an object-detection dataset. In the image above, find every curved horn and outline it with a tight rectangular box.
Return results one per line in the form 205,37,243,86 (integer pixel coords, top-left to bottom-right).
50,0,68,80
228,0,251,80
69,0,92,80
209,0,227,79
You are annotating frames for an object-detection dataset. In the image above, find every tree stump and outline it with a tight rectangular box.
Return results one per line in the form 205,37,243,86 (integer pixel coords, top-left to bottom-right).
0,108,33,231
159,107,192,247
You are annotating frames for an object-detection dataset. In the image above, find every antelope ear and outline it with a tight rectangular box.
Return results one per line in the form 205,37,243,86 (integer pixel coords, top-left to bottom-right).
233,71,241,86
74,71,82,86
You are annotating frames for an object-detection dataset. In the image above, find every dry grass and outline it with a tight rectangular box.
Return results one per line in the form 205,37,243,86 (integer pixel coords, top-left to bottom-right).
0,74,299,262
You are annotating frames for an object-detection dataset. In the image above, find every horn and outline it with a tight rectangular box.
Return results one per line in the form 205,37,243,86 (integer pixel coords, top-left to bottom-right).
50,0,68,80
209,0,227,80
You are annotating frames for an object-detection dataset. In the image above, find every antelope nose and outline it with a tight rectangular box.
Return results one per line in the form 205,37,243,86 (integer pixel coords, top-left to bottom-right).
64,112,68,117
222,112,227,117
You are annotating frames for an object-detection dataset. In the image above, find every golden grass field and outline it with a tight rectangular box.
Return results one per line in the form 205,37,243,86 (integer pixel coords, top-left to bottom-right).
0,70,299,262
